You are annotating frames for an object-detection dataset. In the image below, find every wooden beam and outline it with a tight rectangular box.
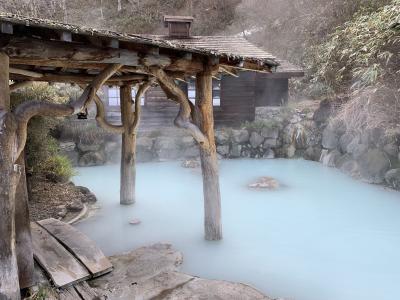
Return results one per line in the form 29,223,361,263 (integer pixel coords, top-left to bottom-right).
219,66,239,77
2,37,170,67
10,73,147,84
10,67,43,78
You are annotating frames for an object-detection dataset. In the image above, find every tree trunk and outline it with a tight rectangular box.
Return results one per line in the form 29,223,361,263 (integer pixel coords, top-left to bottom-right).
0,113,21,300
196,67,222,241
0,52,21,299
120,85,136,205
15,153,35,289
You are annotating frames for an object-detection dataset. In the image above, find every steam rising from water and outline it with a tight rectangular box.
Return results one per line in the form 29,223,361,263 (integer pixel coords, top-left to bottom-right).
73,159,400,300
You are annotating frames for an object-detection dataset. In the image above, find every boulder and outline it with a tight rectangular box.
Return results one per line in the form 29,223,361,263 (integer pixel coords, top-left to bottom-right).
336,154,360,178
217,145,230,156
358,149,391,184
260,126,279,139
320,149,341,167
302,120,322,147
339,132,356,153
263,149,275,159
75,186,97,203
104,141,121,163
180,136,196,148
322,127,339,150
59,141,76,152
346,136,368,159
137,137,154,152
385,169,400,190
182,146,199,159
215,129,230,145
230,144,242,158
66,199,84,212
249,132,264,148
129,219,141,225
263,138,279,149
248,176,280,190
359,128,385,147
231,129,249,144
286,144,296,158
78,151,106,167
304,146,322,161
154,137,181,161
383,143,399,158
313,99,333,125
282,123,311,149
77,142,102,153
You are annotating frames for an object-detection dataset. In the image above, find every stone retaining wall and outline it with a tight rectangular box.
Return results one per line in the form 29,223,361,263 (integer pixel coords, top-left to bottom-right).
59,100,400,191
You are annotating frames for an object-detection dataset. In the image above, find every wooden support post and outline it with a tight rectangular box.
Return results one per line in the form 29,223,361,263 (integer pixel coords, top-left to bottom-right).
15,152,35,289
196,66,222,241
0,51,21,299
120,85,136,205
0,52,10,110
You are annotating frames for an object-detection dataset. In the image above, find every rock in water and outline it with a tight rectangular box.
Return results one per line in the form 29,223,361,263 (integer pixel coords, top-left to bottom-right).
181,159,200,168
248,177,280,190
129,219,141,225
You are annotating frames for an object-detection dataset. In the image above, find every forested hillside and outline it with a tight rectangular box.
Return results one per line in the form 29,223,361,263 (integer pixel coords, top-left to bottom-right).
1,0,399,130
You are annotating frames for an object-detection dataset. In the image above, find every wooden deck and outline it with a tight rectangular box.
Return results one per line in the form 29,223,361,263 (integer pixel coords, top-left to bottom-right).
31,218,112,290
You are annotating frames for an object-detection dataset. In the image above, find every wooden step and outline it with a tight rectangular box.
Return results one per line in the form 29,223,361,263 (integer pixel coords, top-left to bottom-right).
38,218,113,277
31,222,91,288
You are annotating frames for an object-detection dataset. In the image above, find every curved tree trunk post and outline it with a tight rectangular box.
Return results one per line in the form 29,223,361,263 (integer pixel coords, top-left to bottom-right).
0,51,21,299
196,65,222,241
120,84,136,205
15,152,35,289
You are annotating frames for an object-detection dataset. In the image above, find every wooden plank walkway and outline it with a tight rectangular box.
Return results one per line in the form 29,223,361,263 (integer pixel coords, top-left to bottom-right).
38,218,113,277
31,218,113,289
31,222,91,287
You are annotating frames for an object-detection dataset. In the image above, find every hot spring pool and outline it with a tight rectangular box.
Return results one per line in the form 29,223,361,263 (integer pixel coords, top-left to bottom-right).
72,159,400,300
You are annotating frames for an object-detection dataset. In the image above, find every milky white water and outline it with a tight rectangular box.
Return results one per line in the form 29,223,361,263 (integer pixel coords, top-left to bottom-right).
72,159,400,300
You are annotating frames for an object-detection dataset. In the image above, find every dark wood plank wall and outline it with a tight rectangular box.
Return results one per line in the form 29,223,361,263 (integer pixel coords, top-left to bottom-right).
255,74,289,106
216,72,256,126
139,86,179,130
102,72,290,130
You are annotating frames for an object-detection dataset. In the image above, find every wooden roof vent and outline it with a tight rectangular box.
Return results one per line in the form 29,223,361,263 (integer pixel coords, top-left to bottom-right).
164,15,194,38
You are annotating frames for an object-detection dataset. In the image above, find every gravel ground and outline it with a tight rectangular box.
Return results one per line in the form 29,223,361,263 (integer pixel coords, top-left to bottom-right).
28,176,96,222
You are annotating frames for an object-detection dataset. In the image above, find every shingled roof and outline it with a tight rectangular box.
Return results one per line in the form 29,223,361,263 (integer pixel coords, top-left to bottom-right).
0,12,278,68
140,35,304,76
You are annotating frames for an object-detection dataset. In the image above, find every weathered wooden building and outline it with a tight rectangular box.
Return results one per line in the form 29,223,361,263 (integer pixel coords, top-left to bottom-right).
101,17,303,128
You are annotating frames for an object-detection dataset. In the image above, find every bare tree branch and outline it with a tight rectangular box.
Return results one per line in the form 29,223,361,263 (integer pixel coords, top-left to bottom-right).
78,83,125,134
146,66,208,148
131,79,154,133
14,64,122,159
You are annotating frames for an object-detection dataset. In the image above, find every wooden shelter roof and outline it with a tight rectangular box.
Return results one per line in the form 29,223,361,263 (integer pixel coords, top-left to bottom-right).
136,34,304,77
0,12,278,68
